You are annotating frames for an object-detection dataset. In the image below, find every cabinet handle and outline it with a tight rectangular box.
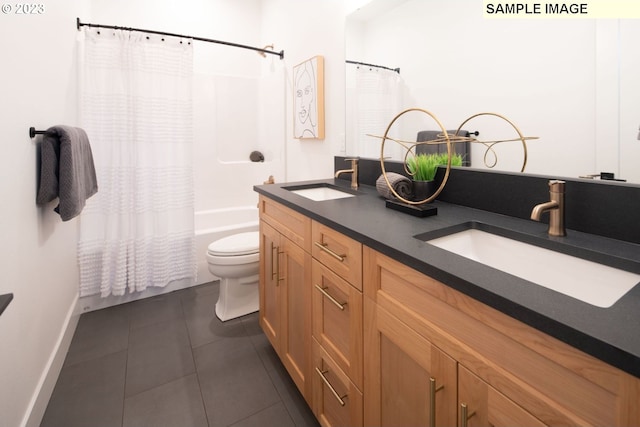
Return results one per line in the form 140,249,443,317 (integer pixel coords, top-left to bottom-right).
315,367,347,407
315,285,347,311
276,249,284,283
314,241,346,262
429,377,444,427
460,403,476,427
270,242,277,280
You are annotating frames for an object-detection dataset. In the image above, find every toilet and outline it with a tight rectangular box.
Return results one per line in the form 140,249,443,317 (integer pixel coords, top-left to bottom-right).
206,231,260,321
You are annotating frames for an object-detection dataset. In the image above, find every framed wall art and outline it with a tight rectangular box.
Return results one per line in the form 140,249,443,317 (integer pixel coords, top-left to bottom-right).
293,55,324,139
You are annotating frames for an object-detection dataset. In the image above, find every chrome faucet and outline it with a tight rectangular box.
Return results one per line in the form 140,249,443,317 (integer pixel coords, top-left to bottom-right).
531,180,566,236
335,158,359,190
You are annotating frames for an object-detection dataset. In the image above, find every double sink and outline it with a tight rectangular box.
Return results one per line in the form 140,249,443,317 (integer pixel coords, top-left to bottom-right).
284,183,640,308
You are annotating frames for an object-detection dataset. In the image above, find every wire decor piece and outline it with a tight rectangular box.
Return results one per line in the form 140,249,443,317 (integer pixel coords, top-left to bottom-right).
456,112,538,172
377,108,453,205
370,109,538,205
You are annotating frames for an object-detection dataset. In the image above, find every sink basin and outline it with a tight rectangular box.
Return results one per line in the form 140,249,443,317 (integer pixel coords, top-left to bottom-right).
415,222,640,308
286,184,356,202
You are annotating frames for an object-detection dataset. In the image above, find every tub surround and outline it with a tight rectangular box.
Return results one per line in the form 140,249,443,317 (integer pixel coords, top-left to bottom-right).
254,177,640,379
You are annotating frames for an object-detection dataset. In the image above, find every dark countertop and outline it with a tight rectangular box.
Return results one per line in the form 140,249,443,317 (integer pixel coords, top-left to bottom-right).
255,179,640,378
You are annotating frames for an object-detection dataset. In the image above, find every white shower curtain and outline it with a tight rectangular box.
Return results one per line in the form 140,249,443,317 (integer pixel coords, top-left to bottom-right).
77,28,196,297
351,67,405,159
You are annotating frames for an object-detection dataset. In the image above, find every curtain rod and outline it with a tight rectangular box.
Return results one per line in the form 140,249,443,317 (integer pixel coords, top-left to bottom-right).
76,17,284,59
346,60,400,74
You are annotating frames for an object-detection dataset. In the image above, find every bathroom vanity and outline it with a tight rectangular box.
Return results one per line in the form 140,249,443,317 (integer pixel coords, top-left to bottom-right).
254,176,640,427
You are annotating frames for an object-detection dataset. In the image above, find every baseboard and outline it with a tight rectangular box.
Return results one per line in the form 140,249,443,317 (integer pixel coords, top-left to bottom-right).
22,293,80,427
75,276,197,314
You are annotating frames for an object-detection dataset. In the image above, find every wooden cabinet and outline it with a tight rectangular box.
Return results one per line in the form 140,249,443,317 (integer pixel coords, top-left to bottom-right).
258,196,312,404
311,221,362,290
259,220,280,348
312,339,363,427
278,234,312,398
364,299,457,427
258,193,640,426
458,365,547,427
363,246,640,427
311,221,364,426
312,260,363,390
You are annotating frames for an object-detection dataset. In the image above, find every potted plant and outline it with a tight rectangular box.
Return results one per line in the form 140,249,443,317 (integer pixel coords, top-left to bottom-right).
406,152,463,201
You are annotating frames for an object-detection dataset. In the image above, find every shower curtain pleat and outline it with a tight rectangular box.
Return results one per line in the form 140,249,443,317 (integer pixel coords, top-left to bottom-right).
77,28,196,297
354,67,405,159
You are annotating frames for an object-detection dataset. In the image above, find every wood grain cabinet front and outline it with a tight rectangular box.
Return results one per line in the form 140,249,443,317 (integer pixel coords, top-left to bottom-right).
364,299,457,427
258,196,313,405
312,259,363,390
310,221,364,425
363,245,640,427
312,339,363,427
311,221,362,290
458,365,547,427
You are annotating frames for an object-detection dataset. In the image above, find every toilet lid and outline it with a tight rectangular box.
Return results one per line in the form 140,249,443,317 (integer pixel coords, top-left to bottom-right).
207,231,259,256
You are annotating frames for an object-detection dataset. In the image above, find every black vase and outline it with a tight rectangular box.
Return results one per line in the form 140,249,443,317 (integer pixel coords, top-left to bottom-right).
412,180,437,202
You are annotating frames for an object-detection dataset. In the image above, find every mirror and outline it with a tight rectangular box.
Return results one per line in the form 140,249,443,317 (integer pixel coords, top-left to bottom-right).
345,0,640,184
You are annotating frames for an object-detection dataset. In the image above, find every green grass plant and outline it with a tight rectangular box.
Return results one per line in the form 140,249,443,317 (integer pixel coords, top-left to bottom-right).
406,152,463,181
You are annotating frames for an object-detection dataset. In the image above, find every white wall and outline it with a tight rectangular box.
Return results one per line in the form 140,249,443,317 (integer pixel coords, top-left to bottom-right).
0,2,89,427
261,0,347,181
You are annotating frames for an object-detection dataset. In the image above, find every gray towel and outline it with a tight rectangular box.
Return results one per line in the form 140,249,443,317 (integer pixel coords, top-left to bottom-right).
36,126,98,221
376,172,413,200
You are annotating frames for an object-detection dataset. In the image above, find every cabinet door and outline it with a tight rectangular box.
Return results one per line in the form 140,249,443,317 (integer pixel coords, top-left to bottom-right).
458,365,547,427
312,259,363,390
280,235,313,403
312,340,363,427
259,221,281,350
364,300,457,427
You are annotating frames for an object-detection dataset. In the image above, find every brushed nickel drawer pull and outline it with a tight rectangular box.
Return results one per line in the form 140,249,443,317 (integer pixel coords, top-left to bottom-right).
429,377,444,427
315,285,347,311
315,367,346,406
314,241,346,262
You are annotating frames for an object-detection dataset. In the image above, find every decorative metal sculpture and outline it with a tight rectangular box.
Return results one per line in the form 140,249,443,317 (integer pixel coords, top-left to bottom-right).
371,109,538,205
455,112,538,172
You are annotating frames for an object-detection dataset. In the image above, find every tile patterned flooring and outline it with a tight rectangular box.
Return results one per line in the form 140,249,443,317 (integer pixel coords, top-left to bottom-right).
40,282,320,427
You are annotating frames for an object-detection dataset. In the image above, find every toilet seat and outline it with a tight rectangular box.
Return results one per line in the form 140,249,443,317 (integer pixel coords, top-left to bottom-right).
207,231,259,257
206,251,259,266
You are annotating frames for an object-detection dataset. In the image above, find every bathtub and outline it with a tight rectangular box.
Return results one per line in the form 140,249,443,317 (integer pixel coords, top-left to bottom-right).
195,206,259,285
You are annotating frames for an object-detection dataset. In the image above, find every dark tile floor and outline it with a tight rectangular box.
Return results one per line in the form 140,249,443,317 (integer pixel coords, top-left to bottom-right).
40,282,320,427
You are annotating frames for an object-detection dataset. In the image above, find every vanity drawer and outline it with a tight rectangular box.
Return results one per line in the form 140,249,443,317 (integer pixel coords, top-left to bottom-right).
312,339,363,427
312,221,362,290
312,259,363,390
259,195,311,252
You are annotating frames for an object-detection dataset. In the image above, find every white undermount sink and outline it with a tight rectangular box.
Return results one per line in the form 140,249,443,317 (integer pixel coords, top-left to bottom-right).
288,185,355,201
418,223,640,308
